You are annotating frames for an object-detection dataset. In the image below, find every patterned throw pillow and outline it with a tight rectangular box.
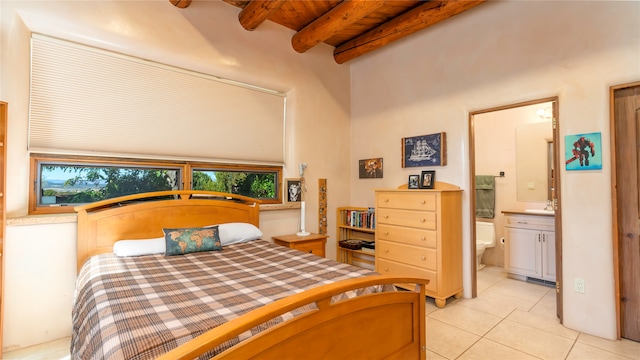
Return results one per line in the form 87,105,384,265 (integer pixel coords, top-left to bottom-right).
163,226,222,256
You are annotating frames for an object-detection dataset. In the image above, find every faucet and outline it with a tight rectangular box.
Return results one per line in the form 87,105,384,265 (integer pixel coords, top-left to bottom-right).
544,200,554,211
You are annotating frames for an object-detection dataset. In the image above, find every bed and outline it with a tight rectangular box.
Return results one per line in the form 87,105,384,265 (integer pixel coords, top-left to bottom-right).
73,190,427,359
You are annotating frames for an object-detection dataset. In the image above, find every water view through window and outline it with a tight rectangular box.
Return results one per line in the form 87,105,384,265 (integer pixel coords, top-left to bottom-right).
39,164,180,206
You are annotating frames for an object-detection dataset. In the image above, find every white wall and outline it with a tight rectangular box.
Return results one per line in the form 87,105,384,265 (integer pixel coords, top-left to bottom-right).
1,0,351,350
350,0,639,340
4,222,77,347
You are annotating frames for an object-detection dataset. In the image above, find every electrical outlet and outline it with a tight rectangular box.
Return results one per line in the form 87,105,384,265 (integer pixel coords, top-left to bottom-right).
574,278,586,293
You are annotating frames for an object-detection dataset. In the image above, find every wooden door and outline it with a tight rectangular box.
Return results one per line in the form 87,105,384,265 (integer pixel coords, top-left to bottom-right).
0,102,7,356
612,83,640,341
551,100,563,322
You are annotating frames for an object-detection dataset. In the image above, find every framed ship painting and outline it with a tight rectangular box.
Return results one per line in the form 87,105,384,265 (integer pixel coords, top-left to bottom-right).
402,132,447,167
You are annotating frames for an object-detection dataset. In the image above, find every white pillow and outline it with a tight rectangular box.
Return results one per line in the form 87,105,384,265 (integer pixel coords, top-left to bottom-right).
217,222,263,245
113,237,165,257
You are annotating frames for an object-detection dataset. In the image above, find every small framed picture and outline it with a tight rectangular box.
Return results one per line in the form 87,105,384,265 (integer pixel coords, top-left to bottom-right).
419,170,436,189
408,175,420,189
285,178,302,203
359,157,383,178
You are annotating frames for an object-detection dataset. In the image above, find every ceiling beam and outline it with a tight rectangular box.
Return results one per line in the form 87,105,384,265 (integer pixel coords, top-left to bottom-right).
239,0,286,31
291,0,385,54
333,0,486,64
169,0,192,9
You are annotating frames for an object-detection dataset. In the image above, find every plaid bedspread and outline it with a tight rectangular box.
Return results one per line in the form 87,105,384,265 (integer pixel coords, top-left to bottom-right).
71,240,382,360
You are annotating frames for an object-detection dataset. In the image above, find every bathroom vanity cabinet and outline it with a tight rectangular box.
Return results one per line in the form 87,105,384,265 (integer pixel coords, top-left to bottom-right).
503,213,555,282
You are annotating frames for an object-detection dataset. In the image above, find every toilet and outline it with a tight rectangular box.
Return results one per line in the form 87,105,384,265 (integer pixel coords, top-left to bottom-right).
476,221,496,271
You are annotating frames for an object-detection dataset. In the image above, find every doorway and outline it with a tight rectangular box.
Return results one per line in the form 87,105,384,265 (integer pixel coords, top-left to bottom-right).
469,97,563,322
611,81,640,341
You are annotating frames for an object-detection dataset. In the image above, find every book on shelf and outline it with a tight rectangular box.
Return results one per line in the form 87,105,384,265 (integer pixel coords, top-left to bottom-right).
360,247,375,254
341,207,375,229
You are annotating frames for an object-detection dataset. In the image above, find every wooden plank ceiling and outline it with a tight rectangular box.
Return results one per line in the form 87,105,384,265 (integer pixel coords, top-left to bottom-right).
171,0,486,64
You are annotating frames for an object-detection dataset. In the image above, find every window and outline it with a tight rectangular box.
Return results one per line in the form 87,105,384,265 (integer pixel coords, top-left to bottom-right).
30,155,282,214
192,164,279,201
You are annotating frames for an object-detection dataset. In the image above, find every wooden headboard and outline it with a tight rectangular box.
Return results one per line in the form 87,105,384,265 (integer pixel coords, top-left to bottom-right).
74,190,261,271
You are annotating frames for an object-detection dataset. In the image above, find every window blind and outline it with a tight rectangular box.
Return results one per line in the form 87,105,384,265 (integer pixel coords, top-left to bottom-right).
29,34,286,164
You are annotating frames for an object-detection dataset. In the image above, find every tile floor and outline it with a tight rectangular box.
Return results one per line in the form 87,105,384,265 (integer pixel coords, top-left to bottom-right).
425,266,640,360
4,265,640,359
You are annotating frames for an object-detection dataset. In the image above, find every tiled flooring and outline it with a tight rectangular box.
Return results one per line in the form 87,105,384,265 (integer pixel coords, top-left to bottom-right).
4,265,640,359
425,266,640,359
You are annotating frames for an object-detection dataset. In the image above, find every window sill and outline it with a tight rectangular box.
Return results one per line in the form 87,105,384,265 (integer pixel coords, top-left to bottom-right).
259,203,301,211
7,213,78,226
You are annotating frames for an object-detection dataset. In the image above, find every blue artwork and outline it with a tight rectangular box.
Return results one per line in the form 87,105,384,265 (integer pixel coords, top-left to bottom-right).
565,132,602,171
402,132,446,167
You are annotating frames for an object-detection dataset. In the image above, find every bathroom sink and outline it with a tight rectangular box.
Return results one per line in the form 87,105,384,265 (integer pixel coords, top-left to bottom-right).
524,209,555,214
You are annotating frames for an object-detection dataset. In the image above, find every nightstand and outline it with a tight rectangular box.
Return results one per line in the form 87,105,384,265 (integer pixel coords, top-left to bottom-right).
272,233,328,257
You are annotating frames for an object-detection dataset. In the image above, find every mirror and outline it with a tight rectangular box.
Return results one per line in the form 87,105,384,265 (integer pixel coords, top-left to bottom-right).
516,121,553,202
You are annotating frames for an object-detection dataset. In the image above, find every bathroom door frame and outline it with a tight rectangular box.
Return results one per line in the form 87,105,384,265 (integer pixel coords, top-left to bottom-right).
468,96,563,323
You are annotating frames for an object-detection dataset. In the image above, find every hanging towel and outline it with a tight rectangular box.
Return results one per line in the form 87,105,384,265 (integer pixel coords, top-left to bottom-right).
476,175,495,219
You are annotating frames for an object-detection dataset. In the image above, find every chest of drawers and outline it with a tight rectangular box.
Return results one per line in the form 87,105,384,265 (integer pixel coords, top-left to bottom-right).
375,187,463,307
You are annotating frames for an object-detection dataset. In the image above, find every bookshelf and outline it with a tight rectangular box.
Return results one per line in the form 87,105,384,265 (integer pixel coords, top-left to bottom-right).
336,207,376,268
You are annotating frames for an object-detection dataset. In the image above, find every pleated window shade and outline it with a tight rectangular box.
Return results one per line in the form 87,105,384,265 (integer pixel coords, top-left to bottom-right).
29,34,286,164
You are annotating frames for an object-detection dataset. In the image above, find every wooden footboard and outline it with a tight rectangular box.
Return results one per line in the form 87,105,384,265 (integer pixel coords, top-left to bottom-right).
158,276,427,360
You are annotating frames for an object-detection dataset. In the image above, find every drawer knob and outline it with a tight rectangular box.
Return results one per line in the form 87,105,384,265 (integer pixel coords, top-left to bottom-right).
421,236,426,241
420,218,426,222
384,231,389,235
309,250,313,253
421,200,426,204
384,248,389,253
421,256,426,261
384,267,389,272
384,215,389,219
384,199,389,203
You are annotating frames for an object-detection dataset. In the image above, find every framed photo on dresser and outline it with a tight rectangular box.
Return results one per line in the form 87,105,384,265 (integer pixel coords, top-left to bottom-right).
408,175,420,189
420,170,435,189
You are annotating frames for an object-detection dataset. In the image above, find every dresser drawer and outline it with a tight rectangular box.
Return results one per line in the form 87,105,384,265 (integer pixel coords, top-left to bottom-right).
377,224,437,248
377,258,437,293
377,240,436,270
377,191,437,211
377,208,436,229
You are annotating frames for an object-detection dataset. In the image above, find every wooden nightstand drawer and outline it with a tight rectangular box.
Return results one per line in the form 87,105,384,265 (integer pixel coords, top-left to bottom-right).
377,224,437,248
376,258,437,293
377,208,436,229
377,192,437,211
377,240,437,270
290,241,325,257
272,233,327,258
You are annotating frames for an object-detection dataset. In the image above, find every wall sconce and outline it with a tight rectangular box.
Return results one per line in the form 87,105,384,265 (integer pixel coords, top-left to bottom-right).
536,107,552,120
